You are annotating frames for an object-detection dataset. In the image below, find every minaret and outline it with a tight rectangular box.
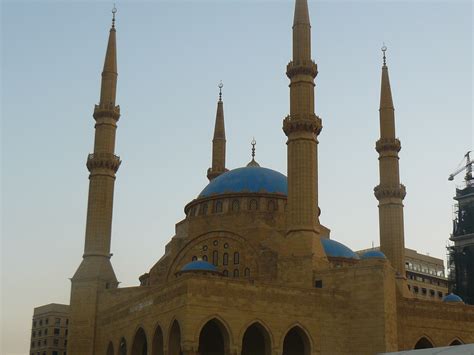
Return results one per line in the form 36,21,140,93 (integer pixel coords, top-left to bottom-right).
281,0,327,278
68,8,120,354
207,82,227,180
374,46,406,277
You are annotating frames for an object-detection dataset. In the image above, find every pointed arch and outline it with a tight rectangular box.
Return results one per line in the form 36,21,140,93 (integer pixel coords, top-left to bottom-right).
168,319,182,355
414,336,434,349
282,325,311,355
241,321,272,355
131,327,148,355
106,341,114,355
449,338,464,346
151,323,164,355
197,317,231,354
119,337,127,355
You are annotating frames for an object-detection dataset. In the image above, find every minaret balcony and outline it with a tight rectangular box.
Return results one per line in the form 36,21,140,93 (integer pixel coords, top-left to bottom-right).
86,152,121,173
374,184,406,200
286,60,318,79
283,114,322,136
93,104,121,121
376,138,401,153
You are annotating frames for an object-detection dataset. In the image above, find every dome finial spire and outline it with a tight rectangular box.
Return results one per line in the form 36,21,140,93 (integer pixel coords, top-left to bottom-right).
381,43,387,66
247,137,260,167
112,4,117,29
218,81,223,102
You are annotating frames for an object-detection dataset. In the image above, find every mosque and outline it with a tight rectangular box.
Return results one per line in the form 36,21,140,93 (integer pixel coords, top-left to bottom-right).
66,1,474,354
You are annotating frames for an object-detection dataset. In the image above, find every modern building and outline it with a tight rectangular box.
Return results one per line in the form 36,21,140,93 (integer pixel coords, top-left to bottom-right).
30,303,69,355
358,247,449,301
32,1,474,354
448,158,474,305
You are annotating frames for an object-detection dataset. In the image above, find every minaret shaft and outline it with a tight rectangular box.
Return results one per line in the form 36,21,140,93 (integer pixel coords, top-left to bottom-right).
282,0,326,268
375,63,406,276
207,91,227,180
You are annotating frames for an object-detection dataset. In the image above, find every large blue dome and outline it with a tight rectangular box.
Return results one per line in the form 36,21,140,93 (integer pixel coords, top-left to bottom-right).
199,166,288,198
321,239,360,260
181,260,218,272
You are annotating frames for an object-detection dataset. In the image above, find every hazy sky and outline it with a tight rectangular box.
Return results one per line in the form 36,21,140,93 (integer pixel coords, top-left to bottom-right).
2,0,472,353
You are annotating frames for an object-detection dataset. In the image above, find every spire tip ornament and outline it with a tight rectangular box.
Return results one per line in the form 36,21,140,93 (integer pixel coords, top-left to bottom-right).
247,138,260,167
112,4,117,29
381,43,387,66
218,81,223,101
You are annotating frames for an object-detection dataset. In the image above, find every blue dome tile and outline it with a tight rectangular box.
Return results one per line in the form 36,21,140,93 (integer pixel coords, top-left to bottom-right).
199,166,287,197
181,260,218,272
442,293,464,303
361,250,387,260
321,239,359,260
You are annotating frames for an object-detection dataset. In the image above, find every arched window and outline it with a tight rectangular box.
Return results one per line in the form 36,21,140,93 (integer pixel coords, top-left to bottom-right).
214,200,223,213
202,255,208,261
152,325,164,355
234,252,240,264
106,342,114,355
232,199,240,211
223,270,228,277
249,199,258,211
233,269,239,278
131,327,148,355
414,337,434,349
168,321,182,355
241,323,271,355
449,339,463,346
200,203,208,215
192,256,197,261
198,319,229,355
189,207,196,217
244,268,250,277
223,253,228,266
119,338,127,355
213,251,218,266
268,200,276,211
283,326,311,355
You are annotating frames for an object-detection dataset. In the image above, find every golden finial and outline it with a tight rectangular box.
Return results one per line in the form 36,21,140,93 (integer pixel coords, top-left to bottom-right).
251,138,256,159
218,81,223,101
381,43,387,66
112,4,117,29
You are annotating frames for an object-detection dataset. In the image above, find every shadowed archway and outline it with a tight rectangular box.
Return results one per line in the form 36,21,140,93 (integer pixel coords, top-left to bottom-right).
198,318,230,355
282,326,311,355
106,341,114,355
169,320,182,355
241,322,271,355
450,339,463,346
131,327,148,355
119,338,127,355
414,337,434,349
152,325,164,355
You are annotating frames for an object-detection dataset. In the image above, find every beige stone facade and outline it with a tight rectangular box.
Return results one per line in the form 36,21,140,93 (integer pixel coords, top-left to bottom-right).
30,303,69,355
61,1,474,354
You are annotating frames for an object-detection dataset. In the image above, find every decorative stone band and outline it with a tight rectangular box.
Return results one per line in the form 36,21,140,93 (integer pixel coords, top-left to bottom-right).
374,184,406,200
207,167,229,181
376,138,401,153
286,60,318,79
93,104,121,121
86,152,121,173
283,114,322,136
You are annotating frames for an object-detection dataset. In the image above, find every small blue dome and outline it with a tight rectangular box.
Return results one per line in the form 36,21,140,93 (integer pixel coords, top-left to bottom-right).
321,239,359,260
442,293,464,303
181,260,218,272
199,166,287,198
361,250,387,260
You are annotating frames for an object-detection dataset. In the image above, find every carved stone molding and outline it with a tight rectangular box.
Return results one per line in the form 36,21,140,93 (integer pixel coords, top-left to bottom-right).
286,60,318,78
86,152,121,173
93,104,121,121
374,184,407,200
376,138,401,153
283,114,322,136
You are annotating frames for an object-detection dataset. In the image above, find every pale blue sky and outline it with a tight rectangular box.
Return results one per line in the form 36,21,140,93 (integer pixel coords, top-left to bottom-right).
2,0,472,353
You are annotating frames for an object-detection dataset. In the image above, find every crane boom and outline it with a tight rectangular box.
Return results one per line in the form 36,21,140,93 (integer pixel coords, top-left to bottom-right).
448,151,473,181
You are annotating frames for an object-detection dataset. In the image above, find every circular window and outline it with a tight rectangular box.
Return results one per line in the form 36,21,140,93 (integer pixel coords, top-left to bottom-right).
213,240,218,246
203,245,208,251
224,243,229,249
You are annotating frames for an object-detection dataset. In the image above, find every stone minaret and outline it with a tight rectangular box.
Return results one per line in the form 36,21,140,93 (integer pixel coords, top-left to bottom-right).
207,82,227,180
374,46,406,277
281,0,327,279
68,9,121,354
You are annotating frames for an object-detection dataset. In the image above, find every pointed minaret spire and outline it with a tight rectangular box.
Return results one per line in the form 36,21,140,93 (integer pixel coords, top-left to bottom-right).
69,10,121,354
281,0,327,284
374,45,407,278
207,82,228,180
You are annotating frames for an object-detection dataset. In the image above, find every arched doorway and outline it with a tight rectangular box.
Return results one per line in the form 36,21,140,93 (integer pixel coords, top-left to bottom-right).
414,337,434,349
131,328,148,355
241,322,271,355
198,319,230,355
450,339,463,346
119,338,127,355
152,325,164,355
106,342,114,355
169,320,182,355
282,326,311,355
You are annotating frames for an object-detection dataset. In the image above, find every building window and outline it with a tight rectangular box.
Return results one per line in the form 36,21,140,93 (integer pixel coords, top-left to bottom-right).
223,253,228,266
214,200,223,213
38,330,41,337
192,256,197,261
244,268,250,277
53,352,58,355
45,318,48,325
32,331,36,338
64,339,67,346
429,289,435,297
200,203,208,215
268,200,276,211
249,199,258,211
224,243,229,249
212,251,218,266
66,319,69,325
422,288,427,295
33,321,36,327
223,270,228,277
39,320,43,326
44,329,48,335
43,339,46,346
438,291,443,298
231,199,240,211
37,340,41,346
55,318,60,326
65,329,68,336
315,280,323,288
202,255,208,261
202,245,208,251
233,269,239,277
234,252,240,264
414,286,419,293
54,328,60,335
213,240,218,246
53,338,59,346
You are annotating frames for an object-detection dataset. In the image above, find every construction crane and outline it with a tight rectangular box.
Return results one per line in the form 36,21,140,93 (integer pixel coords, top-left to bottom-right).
448,151,473,182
